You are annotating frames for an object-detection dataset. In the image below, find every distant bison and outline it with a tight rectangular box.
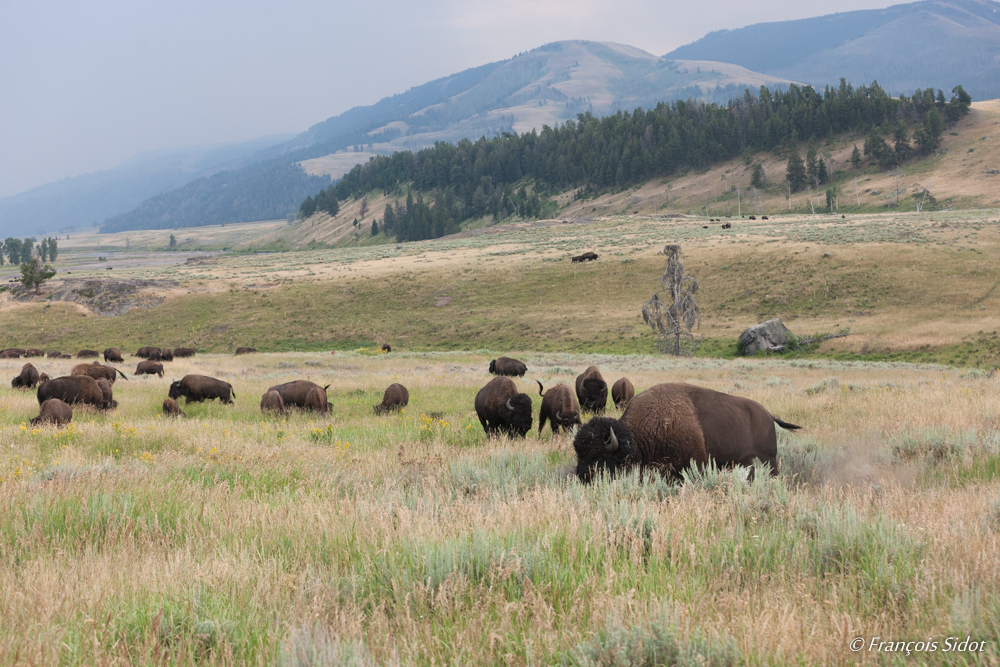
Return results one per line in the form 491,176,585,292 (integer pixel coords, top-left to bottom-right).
573,382,802,483
748,215,757,220
24,349,45,358
235,346,257,355
374,383,409,414
72,361,128,385
172,347,196,358
0,348,23,358
536,380,581,435
259,390,285,414
761,215,769,220
475,376,532,438
37,375,109,409
134,360,164,377
571,252,599,263
103,347,124,363
489,357,527,377
30,398,73,427
381,343,392,353
135,346,162,361
576,366,608,414
47,350,63,358
169,375,235,404
76,349,99,358
266,380,329,412
11,363,40,389
163,398,186,417
611,377,635,410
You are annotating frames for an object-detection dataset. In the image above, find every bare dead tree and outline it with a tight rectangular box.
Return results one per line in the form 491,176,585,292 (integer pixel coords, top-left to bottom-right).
642,245,701,356
359,197,369,219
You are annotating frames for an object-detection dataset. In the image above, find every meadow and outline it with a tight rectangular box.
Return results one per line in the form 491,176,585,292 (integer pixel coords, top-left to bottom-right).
2,350,1000,665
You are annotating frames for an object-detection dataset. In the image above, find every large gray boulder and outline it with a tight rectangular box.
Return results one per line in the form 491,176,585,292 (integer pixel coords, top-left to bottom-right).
738,318,794,356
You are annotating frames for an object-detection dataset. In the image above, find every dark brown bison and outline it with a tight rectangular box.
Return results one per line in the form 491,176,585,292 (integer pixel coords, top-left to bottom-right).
761,215,769,220
95,378,117,410
59,353,73,359
611,377,634,410
381,343,392,353
72,361,128,385
103,347,124,363
374,383,409,414
38,373,51,384
76,349,99,358
748,215,757,220
163,398,186,417
135,360,164,377
259,390,285,414
36,375,108,409
47,350,62,358
168,375,235,404
576,366,608,414
571,252,599,262
489,357,527,377
304,386,328,412
266,380,328,412
11,363,40,389
30,398,73,426
475,376,532,438
536,380,580,435
173,347,196,358
0,348,24,358
25,349,45,357
135,346,154,358
572,383,802,483
160,349,174,362
235,346,257,355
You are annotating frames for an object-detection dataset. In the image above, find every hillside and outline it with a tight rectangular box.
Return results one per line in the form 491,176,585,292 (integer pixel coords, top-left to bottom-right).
666,0,1000,100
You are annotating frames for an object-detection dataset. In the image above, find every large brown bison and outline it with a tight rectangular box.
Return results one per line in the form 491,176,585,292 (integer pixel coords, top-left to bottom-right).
76,349,99,358
611,377,634,410
489,357,527,377
235,346,257,355
11,363,40,389
266,380,329,412
72,361,129,385
475,376,532,438
47,350,62,358
163,398,186,417
374,383,409,414
260,390,285,414
103,347,124,363
95,378,117,410
36,375,109,409
135,360,164,377
135,346,154,358
571,252,599,262
25,349,45,358
169,375,235,404
575,366,608,414
0,348,24,358
572,383,802,483
160,349,174,362
536,380,580,435
173,347,196,358
30,398,73,426
135,346,163,360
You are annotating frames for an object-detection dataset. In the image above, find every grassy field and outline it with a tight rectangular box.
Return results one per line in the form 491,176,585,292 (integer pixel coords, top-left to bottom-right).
2,351,1000,665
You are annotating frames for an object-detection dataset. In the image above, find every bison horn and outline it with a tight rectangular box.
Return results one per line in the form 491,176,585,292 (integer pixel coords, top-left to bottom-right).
556,410,562,421
606,428,619,452
505,397,514,411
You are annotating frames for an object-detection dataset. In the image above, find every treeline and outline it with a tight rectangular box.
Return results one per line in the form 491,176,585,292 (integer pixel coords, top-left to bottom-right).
302,80,972,240
0,237,58,265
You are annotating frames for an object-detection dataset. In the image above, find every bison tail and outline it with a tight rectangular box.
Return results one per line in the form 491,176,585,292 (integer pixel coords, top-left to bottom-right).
229,383,237,400
773,416,802,431
536,380,545,397
116,368,130,381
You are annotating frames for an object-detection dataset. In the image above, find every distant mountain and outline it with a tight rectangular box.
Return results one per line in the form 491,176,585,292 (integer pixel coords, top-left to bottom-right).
100,41,794,233
0,134,293,238
665,0,1000,100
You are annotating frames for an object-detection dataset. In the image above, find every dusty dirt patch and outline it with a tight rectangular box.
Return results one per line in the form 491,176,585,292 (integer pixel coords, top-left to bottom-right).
4,278,179,317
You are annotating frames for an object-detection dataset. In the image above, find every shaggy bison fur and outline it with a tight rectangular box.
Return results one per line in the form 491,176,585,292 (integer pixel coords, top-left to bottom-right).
11,363,40,389
474,376,532,438
135,360,164,377
374,383,409,414
266,380,329,412
536,381,581,435
488,357,527,377
37,375,109,409
573,383,802,483
173,347,196,358
72,361,128,385
575,366,608,414
95,378,117,410
163,398,186,417
611,377,634,410
169,375,236,404
103,347,124,363
235,346,257,355
30,398,73,426
260,390,285,414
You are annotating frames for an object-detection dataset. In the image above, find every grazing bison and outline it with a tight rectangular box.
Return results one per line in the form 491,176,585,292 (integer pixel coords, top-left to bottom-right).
36,375,107,409
611,377,635,410
47,351,62,358
235,346,257,355
163,398,186,417
536,380,581,435
38,373,51,384
266,380,328,412
761,215,769,220
168,375,235,404
95,378,117,410
72,361,128,385
381,343,392,353
748,215,757,220
103,347,124,363
173,347,196,358
575,366,608,414
489,357,527,377
160,349,174,362
374,383,409,414
571,251,599,263
25,349,45,358
135,346,153,358
11,363,40,389
76,349,99,358
135,360,164,377
572,383,802,483
474,376,532,438
259,390,285,414
0,348,23,358
30,398,73,427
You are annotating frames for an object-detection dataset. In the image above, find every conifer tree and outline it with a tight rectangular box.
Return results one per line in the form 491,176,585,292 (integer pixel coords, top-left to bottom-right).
786,148,806,192
850,145,862,168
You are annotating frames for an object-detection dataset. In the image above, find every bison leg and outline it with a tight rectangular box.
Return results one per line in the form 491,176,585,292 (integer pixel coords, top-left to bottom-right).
538,411,548,436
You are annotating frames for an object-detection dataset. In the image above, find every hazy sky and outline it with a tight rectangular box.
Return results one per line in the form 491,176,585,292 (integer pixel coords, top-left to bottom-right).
0,0,897,198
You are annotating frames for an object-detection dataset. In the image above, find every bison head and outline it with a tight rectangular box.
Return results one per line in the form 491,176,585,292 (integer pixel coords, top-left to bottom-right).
488,359,497,374
168,381,184,400
580,378,608,413
573,417,636,483
500,393,533,438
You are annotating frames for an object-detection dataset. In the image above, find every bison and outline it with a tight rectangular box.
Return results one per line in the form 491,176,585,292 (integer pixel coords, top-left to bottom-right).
30,398,73,426
11,363,40,389
259,390,285,414
47,351,62,358
536,380,581,435
95,378,117,410
572,382,802,483
0,348,23,358
571,251,599,263
374,383,409,414
72,361,128,385
168,375,235,404
36,375,108,409
163,398,186,417
25,349,45,358
266,380,328,412
748,215,757,220
76,349,99,358
474,376,532,438
135,346,154,358
134,360,164,377
381,343,392,353
611,377,635,410
173,347,196,358
235,346,257,355
489,357,527,377
160,349,174,362
38,373,51,384
761,215,769,220
103,347,124,363
576,366,608,414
